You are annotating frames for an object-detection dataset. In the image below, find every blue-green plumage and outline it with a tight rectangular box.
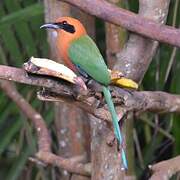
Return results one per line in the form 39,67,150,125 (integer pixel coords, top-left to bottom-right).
69,35,110,85
102,86,128,169
68,35,128,169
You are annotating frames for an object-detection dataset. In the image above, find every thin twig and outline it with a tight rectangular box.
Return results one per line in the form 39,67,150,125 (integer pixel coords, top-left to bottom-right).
36,151,91,176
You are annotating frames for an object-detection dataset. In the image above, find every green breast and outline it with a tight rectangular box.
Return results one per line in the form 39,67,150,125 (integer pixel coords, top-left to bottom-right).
68,35,110,86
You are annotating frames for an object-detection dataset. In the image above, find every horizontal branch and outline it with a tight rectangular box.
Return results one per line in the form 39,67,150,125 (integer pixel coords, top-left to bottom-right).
0,65,76,95
36,151,91,176
112,88,180,114
60,0,180,48
0,65,110,121
0,65,180,118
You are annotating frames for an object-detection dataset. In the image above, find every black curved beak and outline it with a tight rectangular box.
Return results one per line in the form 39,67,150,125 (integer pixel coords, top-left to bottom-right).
40,22,75,33
40,23,62,29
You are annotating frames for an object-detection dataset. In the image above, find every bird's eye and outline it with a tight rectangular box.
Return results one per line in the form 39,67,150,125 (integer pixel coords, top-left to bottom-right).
62,21,68,25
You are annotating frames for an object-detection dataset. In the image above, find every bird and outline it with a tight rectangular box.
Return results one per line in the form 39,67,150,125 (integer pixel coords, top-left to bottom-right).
40,16,128,170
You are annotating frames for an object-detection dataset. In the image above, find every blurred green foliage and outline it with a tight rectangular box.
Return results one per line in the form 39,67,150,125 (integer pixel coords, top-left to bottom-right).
0,0,179,179
0,0,54,179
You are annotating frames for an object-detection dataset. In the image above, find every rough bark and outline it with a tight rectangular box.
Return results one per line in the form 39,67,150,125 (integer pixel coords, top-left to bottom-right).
2,65,180,117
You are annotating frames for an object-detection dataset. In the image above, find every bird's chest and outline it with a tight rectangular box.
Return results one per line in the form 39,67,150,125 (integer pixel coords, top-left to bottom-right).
57,35,77,72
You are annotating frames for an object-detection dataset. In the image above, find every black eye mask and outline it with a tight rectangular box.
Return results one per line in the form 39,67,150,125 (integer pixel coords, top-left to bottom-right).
54,21,75,33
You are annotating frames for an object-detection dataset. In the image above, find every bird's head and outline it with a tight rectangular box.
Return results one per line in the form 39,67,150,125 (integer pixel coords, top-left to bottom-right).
40,17,87,39
40,17,87,72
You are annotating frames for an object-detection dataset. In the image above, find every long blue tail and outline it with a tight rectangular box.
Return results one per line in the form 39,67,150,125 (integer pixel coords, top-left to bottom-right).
102,86,128,170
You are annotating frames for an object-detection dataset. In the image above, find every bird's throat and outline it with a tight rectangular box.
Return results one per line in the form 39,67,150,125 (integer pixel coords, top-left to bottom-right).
56,30,86,73
56,34,77,72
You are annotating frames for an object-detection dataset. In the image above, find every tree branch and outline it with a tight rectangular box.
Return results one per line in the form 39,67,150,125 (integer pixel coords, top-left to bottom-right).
0,65,180,118
0,65,74,94
112,88,180,114
60,0,180,48
149,156,180,180
36,151,91,176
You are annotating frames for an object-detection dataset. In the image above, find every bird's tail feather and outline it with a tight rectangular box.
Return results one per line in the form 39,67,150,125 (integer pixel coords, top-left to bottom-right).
102,86,128,170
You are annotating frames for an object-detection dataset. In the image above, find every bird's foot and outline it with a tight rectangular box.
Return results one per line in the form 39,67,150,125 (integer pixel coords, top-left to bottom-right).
109,69,124,81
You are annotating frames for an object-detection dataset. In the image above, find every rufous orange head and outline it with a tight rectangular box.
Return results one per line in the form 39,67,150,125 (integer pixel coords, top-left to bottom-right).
40,17,87,71
40,17,87,41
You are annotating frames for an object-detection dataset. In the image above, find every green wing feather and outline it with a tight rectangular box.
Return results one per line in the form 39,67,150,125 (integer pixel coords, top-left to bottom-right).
68,34,128,169
68,35,110,86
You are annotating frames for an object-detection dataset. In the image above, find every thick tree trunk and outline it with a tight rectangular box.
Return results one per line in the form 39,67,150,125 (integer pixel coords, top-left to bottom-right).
90,116,124,179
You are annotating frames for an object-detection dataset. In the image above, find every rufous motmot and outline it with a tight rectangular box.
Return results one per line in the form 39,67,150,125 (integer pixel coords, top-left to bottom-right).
41,17,128,170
